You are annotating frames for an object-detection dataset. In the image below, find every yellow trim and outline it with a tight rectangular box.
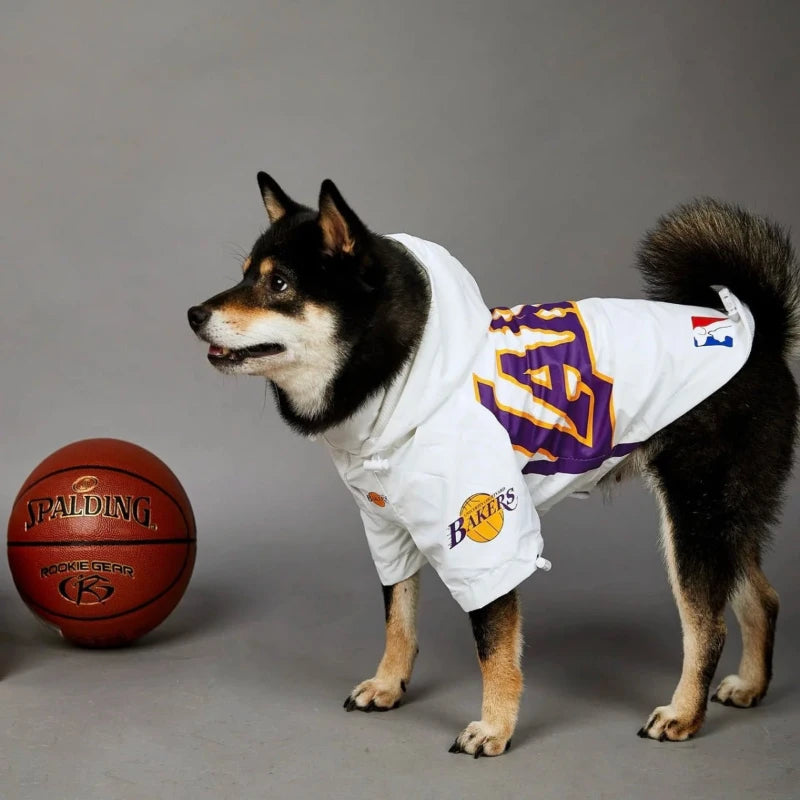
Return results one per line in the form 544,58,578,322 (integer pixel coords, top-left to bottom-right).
474,374,594,448
493,343,594,447
562,364,581,401
526,365,552,390
571,301,614,383
535,306,570,320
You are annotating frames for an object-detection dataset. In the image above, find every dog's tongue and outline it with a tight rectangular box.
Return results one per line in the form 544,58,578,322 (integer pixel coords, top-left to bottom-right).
208,345,227,356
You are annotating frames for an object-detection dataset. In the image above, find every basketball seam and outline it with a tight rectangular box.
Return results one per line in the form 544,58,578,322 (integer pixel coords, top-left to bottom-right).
12,541,196,622
8,538,198,547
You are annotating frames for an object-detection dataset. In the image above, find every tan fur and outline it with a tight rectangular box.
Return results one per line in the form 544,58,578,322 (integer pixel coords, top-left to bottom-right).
597,447,648,500
376,573,419,684
215,304,274,327
713,565,779,706
642,489,725,740
264,194,287,224
241,256,252,273
454,595,523,756
478,600,523,734
346,573,420,710
319,198,355,255
202,299,344,418
258,257,275,277
733,567,775,687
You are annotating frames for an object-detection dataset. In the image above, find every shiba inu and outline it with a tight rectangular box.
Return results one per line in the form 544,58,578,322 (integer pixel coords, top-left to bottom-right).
189,173,799,756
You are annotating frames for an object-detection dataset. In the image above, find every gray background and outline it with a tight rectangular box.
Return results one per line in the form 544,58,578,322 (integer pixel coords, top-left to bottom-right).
1,1,799,798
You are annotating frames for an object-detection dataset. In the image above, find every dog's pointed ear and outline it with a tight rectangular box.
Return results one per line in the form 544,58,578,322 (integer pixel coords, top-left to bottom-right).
257,172,302,224
318,179,366,256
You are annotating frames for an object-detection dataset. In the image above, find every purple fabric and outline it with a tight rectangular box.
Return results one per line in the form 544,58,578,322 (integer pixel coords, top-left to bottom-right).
477,301,641,475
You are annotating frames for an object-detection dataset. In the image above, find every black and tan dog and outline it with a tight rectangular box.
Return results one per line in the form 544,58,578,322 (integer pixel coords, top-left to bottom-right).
189,174,799,756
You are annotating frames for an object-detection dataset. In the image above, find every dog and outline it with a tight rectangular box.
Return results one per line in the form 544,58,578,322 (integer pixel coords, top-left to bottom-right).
188,174,799,756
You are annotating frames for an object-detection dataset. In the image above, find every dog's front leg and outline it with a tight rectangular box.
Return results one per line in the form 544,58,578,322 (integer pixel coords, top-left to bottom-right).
343,571,420,712
450,589,522,757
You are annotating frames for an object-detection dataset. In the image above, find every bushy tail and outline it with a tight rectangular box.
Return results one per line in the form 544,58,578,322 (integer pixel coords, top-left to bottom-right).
637,198,800,359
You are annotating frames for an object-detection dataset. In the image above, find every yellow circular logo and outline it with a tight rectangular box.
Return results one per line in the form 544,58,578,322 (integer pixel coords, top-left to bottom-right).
460,492,505,543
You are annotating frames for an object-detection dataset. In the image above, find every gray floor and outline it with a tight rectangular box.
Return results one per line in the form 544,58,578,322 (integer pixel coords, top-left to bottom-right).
2,1,799,798
2,486,799,799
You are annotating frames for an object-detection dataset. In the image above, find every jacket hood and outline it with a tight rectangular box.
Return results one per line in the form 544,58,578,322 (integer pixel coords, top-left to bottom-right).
322,233,491,456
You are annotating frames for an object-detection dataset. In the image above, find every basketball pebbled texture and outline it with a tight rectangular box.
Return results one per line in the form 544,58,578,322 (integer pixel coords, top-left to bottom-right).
7,438,196,647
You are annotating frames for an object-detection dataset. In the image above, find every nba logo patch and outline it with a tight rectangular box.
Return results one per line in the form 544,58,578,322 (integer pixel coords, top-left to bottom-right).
692,315,734,348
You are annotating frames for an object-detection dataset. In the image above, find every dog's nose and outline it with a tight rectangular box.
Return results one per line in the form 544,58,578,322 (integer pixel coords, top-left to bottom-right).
187,305,211,330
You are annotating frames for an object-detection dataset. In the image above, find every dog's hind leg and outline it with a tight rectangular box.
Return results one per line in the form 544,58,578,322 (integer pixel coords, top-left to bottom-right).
637,351,797,739
712,563,779,708
344,571,420,712
638,482,732,742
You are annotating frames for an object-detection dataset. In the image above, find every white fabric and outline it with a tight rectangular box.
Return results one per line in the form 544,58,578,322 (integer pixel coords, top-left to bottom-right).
323,234,754,612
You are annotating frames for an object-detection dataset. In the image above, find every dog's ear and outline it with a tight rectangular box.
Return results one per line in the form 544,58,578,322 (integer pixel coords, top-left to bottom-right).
257,172,303,224
318,179,367,257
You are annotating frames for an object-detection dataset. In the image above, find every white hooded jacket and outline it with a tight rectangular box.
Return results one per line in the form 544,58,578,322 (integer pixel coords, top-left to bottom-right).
322,234,754,612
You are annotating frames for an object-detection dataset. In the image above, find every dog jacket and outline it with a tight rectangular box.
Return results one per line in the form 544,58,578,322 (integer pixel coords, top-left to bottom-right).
322,234,755,612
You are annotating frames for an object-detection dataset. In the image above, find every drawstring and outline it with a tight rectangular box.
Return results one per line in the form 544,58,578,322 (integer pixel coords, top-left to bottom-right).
535,556,552,572
712,285,741,321
363,456,390,472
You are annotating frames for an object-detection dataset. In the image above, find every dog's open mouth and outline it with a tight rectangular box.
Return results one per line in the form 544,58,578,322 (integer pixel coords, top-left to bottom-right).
207,343,286,363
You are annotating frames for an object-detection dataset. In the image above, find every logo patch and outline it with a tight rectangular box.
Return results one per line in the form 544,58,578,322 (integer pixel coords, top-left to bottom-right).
42,560,135,606
692,315,734,348
447,487,518,549
72,475,99,493
367,492,387,508
58,574,116,605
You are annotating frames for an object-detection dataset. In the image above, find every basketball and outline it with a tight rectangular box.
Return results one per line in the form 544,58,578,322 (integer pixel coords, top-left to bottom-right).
7,438,196,647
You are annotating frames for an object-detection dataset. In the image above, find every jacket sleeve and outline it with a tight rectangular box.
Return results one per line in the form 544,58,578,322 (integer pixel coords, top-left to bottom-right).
327,446,427,586
356,506,428,586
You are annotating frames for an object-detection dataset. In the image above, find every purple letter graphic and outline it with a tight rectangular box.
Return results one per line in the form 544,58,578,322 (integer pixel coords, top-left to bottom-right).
477,302,638,475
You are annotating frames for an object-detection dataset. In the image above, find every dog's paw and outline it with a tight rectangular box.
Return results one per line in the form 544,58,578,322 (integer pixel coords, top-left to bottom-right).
343,677,406,712
711,674,765,708
448,720,512,758
637,704,702,742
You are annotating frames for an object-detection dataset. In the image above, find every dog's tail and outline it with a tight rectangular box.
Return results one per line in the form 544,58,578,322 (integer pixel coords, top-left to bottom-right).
637,198,800,359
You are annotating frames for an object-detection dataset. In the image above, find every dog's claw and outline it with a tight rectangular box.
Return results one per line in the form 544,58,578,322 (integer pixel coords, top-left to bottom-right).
638,714,697,742
343,693,402,713
449,729,512,757
343,679,403,713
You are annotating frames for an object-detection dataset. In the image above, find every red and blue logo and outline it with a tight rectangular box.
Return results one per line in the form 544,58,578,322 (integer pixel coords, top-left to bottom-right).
692,315,734,348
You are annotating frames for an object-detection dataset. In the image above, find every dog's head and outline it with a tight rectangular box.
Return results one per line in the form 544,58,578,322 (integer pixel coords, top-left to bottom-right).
188,174,425,425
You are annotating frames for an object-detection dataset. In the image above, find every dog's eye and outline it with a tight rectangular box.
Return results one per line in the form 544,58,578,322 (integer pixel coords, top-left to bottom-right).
270,275,289,293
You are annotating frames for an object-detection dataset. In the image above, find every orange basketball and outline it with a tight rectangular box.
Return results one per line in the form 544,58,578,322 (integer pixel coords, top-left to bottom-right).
7,438,196,647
